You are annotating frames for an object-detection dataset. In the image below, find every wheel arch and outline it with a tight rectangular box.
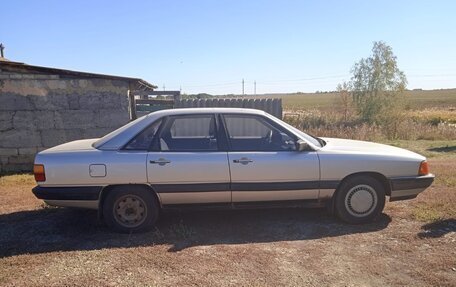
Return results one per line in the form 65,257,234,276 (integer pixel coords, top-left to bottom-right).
328,171,391,213
98,184,162,218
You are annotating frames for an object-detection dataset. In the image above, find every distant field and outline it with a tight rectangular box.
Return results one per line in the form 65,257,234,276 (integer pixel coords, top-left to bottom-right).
255,88,456,110
403,89,456,108
257,88,456,141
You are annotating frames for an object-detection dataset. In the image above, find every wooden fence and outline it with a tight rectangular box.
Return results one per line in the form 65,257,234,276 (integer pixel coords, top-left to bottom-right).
135,98,283,119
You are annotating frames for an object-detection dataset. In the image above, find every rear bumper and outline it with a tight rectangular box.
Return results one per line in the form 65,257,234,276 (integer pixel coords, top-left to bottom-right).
389,174,435,201
32,186,102,201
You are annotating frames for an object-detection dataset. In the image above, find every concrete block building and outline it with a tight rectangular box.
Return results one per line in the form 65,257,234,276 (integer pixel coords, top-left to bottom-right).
0,56,155,172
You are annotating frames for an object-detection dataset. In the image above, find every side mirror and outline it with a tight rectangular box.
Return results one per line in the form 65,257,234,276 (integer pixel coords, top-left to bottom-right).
296,140,312,151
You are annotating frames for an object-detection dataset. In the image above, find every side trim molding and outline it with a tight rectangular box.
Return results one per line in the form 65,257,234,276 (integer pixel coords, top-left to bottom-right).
234,199,325,208
153,181,341,193
152,183,230,193
32,180,342,201
231,180,340,191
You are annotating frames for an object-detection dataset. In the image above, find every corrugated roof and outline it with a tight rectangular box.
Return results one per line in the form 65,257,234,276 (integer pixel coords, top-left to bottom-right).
0,59,156,90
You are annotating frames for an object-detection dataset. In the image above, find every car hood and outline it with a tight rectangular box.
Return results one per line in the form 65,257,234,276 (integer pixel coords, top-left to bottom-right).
39,138,99,154
319,137,425,160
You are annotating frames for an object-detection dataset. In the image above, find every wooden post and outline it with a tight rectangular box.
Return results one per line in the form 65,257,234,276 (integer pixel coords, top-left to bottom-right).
278,98,283,119
128,83,137,120
173,91,181,101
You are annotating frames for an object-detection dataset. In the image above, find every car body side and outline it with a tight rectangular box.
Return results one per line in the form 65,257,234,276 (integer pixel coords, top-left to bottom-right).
32,108,434,212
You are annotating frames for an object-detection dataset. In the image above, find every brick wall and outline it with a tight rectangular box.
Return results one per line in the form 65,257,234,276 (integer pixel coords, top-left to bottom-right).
0,71,131,172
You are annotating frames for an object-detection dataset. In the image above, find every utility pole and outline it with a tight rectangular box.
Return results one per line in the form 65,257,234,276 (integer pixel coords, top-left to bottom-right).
254,81,257,95
242,79,245,95
163,84,166,91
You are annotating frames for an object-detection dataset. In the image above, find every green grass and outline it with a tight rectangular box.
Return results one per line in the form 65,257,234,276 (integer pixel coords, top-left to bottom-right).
412,206,445,222
382,140,456,158
0,173,35,186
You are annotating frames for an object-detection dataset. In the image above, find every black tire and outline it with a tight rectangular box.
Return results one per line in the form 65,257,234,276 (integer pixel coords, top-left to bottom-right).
335,176,386,224
326,197,335,216
103,186,159,233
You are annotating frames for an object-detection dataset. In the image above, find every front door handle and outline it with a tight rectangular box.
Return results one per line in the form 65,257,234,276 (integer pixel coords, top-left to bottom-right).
233,157,253,165
150,158,171,166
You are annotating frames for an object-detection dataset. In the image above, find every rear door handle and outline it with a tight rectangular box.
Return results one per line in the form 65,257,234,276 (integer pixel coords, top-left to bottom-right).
149,158,171,166
233,158,253,165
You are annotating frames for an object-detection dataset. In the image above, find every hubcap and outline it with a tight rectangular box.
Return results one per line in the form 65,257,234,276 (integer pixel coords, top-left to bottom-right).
344,184,377,217
113,195,147,228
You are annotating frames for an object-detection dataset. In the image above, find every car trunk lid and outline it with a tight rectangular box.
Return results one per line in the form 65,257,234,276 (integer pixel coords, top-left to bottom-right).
40,138,99,154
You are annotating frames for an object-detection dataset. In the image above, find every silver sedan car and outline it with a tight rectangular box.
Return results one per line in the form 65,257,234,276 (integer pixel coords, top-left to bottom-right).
32,108,434,232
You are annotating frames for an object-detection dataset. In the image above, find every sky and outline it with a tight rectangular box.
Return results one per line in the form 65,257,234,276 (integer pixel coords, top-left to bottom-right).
1,0,456,95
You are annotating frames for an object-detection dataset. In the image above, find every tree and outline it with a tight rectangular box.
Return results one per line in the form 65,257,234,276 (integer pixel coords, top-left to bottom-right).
336,82,352,122
346,41,407,123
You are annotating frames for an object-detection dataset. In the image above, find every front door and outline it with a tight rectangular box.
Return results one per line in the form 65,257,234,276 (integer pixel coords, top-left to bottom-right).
146,114,231,206
222,114,320,204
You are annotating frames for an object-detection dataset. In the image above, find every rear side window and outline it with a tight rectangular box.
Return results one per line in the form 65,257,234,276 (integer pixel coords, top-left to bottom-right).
159,115,218,151
170,117,214,138
124,119,162,150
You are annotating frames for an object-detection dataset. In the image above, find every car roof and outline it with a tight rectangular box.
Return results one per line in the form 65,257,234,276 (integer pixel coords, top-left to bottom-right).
144,107,267,118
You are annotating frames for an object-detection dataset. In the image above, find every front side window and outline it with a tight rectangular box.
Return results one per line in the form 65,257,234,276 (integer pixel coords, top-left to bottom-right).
223,115,296,151
124,119,162,150
158,115,218,151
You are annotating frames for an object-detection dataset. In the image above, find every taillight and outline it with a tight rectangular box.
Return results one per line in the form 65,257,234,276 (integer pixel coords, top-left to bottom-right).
33,164,46,182
418,161,429,176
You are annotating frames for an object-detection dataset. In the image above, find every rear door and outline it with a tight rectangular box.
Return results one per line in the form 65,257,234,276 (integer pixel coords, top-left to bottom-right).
146,114,231,207
221,114,320,204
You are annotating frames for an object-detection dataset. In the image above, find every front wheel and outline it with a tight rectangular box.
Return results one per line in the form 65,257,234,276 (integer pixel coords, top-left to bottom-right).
103,186,159,233
335,176,386,224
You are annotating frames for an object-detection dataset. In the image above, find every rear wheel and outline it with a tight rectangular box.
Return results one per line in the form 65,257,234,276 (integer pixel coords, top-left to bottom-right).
335,176,385,224
103,186,159,233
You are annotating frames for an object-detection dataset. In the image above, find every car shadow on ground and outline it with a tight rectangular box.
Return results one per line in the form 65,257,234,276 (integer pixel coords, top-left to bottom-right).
0,207,391,258
417,218,456,239
427,145,456,153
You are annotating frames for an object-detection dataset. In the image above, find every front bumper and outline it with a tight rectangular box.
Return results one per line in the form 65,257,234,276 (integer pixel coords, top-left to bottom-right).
389,174,435,201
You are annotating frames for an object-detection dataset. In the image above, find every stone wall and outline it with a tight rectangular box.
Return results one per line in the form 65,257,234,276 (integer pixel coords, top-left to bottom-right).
0,71,131,172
